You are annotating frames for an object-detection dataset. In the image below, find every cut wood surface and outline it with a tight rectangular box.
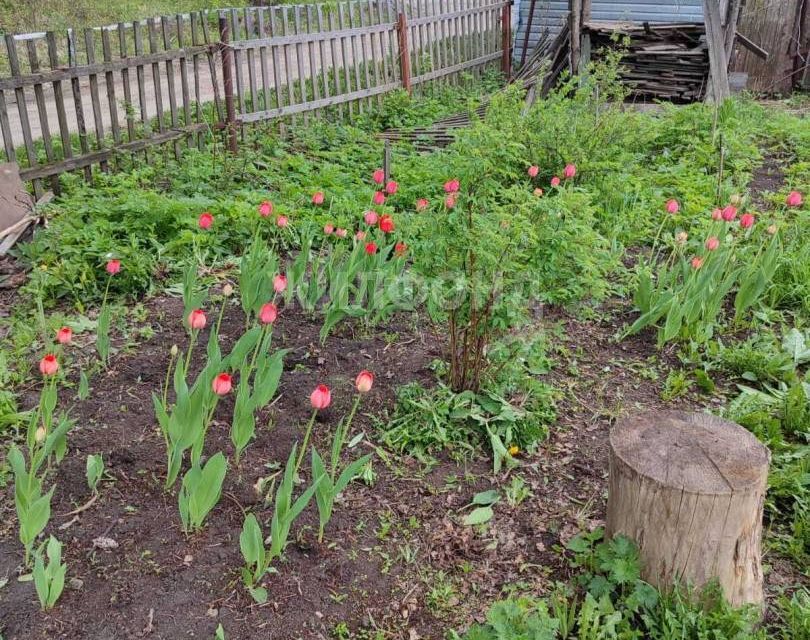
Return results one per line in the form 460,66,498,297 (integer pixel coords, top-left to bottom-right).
607,410,770,607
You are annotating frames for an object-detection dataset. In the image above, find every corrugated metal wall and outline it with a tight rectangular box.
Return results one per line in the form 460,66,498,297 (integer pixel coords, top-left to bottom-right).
514,0,704,64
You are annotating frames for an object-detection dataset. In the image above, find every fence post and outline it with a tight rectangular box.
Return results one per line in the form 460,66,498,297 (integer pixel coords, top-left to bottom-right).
397,12,412,94
218,14,238,154
501,2,512,80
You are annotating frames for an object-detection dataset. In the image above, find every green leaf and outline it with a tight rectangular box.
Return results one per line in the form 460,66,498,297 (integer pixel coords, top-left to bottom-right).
462,506,493,526
239,513,265,577
472,490,500,506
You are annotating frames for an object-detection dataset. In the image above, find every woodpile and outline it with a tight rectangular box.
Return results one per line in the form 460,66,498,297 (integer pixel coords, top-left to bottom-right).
585,21,710,102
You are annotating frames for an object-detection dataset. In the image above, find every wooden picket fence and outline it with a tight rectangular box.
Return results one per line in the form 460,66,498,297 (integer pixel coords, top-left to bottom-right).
0,0,511,197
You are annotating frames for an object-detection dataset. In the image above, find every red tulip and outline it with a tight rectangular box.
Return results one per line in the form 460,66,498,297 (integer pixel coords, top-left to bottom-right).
550,176,561,188
273,274,288,293
324,223,334,235
711,208,723,221
258,201,273,217
394,242,407,257
665,199,679,214
527,165,539,178
312,191,325,205
385,180,398,195
740,213,755,229
365,242,378,255
212,372,232,396
444,179,460,194
563,163,577,179
310,384,331,410
373,191,386,206
336,228,347,238
56,326,73,345
198,212,214,229
705,236,719,251
364,210,379,225
39,353,59,376
259,302,278,324
106,259,121,275
378,214,395,233
445,194,457,208
356,230,367,241
372,168,385,184
721,205,737,222
416,198,429,212
188,309,207,330
786,191,803,207
276,215,289,228
691,256,704,270
355,370,374,393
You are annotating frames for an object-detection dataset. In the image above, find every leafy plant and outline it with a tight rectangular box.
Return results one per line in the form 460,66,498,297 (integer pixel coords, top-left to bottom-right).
85,453,104,493
178,452,228,534
32,536,67,610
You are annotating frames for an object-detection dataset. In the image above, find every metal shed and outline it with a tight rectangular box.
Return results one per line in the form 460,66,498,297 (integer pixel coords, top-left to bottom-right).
514,0,705,64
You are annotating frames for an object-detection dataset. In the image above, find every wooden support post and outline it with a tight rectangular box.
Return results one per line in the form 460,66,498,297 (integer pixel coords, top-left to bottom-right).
383,139,391,181
704,0,731,102
397,12,412,94
218,15,238,154
519,0,537,68
607,411,769,607
569,0,582,74
580,0,592,71
501,2,512,78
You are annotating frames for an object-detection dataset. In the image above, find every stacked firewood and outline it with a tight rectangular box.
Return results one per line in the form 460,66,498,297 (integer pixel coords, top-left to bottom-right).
585,21,709,102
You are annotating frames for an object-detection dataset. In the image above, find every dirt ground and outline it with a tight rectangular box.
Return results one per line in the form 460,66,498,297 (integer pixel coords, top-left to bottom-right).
1,288,803,640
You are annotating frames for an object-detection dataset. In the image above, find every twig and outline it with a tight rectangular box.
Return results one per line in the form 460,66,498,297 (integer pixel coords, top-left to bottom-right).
59,492,98,517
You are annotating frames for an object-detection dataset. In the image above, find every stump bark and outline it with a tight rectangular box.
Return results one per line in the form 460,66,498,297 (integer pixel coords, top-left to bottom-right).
606,410,770,607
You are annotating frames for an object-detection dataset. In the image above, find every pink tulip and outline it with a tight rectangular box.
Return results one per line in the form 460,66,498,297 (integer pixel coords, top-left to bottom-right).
563,163,577,179
39,354,59,376
394,242,407,257
56,326,73,345
335,228,347,238
378,214,395,234
212,373,232,396
385,180,398,195
373,191,386,206
324,223,334,235
527,165,539,178
444,179,459,194
198,212,214,229
722,205,737,222
365,242,378,255
372,168,385,184
188,309,207,330
665,199,679,214
355,230,366,241
312,191,325,205
276,215,288,228
691,256,703,270
786,191,803,207
740,213,755,229
705,236,719,251
364,210,379,225
445,194,457,208
259,302,278,324
106,259,121,275
550,176,561,188
273,274,287,293
711,208,723,221
355,370,374,393
310,384,331,410
416,198,429,212
258,201,273,217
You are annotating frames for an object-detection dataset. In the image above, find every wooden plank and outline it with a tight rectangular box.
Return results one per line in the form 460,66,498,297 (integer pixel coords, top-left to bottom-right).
430,0,444,80
354,1,373,108
20,122,211,181
46,32,73,162
25,40,59,192
189,13,205,149
366,0,383,106
237,79,400,123
219,14,238,153
0,90,18,164
293,6,309,120
160,17,181,160
342,3,364,113
175,14,194,148
411,49,501,83
244,8,259,113
268,7,284,111
99,29,122,172
133,21,152,163
704,0,731,101
230,9,247,115
281,7,298,119
385,0,401,84
326,5,344,118
375,0,392,85
316,5,334,116
334,5,354,117
84,29,110,172
6,35,44,197
397,12,412,92
146,19,166,135
201,13,224,121
306,5,321,114
257,9,271,111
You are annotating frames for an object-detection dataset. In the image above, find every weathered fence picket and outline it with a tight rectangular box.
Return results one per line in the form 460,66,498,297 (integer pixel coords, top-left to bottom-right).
0,0,511,192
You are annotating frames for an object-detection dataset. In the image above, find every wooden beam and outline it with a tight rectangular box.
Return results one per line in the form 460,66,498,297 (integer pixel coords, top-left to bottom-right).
735,30,769,61
569,0,582,74
704,0,731,102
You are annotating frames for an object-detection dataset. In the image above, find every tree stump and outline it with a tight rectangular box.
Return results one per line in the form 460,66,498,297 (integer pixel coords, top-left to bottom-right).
606,411,770,607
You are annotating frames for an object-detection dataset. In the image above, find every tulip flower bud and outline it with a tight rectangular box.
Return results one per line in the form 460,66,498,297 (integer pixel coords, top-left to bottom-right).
222,283,234,297
35,426,47,443
170,344,179,357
